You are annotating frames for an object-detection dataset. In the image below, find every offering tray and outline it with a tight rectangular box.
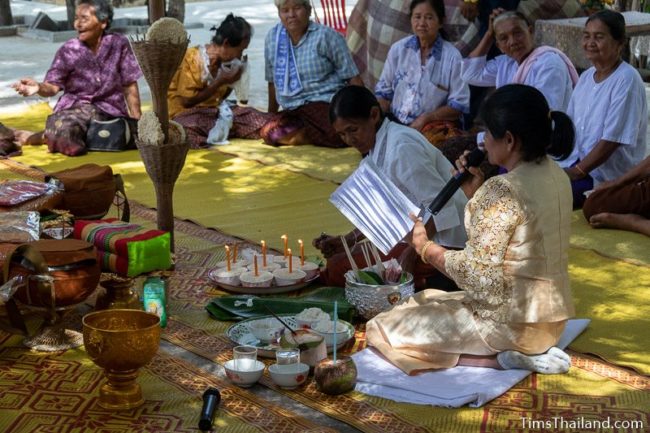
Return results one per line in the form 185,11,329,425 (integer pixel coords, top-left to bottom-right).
227,315,354,358
207,269,319,295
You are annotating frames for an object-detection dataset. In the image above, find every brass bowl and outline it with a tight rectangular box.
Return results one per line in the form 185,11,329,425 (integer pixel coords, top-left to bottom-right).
82,309,161,410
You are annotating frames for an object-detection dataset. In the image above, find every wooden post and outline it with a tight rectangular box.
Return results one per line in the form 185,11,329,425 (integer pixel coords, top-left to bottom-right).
148,0,166,24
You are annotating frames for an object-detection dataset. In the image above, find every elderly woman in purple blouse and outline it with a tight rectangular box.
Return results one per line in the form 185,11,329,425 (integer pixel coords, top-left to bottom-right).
12,0,142,156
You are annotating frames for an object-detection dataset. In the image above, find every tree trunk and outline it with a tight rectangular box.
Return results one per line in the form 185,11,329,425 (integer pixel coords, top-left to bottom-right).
0,0,14,26
149,0,166,23
166,0,185,23
65,0,75,30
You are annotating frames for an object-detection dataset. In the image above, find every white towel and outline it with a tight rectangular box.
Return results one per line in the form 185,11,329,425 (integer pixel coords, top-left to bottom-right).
352,318,590,407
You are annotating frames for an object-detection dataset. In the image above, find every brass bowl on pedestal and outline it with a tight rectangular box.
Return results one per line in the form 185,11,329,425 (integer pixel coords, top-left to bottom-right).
82,309,161,410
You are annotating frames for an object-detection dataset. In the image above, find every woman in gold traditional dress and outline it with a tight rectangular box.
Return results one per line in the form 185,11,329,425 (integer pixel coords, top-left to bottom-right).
366,84,576,375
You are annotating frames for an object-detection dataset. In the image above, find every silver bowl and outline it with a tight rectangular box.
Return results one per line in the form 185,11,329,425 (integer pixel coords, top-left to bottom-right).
344,271,415,320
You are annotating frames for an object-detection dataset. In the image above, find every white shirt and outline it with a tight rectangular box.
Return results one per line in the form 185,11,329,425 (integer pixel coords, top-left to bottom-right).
562,62,647,184
375,36,470,124
460,51,573,112
369,119,468,248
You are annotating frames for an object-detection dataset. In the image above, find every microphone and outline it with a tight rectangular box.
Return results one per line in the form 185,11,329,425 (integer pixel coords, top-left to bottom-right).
199,388,221,431
428,147,485,215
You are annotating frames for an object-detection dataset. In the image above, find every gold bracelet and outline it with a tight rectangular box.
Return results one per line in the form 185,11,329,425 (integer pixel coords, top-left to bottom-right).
464,0,479,4
420,240,435,264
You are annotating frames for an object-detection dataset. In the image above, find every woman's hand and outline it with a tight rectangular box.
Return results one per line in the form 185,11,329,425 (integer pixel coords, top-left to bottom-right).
408,213,429,256
454,150,485,199
12,78,40,97
217,65,244,86
486,8,506,37
409,114,430,132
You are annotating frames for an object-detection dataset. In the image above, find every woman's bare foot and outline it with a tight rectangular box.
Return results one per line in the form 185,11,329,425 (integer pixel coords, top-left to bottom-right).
589,212,650,237
14,130,43,146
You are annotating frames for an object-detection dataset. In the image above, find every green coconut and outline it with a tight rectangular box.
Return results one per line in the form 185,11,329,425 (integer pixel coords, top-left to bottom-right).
314,357,357,395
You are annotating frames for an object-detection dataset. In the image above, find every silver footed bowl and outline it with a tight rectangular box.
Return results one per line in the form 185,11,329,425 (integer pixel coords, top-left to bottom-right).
344,272,414,320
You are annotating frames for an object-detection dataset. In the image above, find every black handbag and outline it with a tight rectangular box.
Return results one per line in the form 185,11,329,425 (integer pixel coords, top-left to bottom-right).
86,118,136,152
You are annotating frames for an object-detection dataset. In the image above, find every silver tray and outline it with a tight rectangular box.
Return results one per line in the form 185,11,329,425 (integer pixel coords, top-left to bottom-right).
226,315,355,358
207,269,319,295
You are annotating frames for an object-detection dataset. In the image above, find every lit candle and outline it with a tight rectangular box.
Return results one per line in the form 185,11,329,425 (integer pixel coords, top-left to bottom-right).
232,243,238,263
254,255,259,277
288,248,293,273
298,239,304,266
281,234,288,257
333,301,338,363
261,240,267,267
225,245,231,272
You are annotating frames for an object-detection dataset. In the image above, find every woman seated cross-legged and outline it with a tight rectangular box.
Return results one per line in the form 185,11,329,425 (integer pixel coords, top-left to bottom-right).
560,10,647,208
374,0,470,148
262,0,364,148
168,14,272,148
12,0,142,156
313,85,468,291
460,9,578,112
367,84,576,375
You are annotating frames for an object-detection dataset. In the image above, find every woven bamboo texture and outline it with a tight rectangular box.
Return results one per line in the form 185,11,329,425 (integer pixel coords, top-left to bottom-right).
130,38,189,139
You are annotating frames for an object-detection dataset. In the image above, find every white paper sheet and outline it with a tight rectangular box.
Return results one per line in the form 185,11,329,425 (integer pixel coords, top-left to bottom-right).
329,159,420,255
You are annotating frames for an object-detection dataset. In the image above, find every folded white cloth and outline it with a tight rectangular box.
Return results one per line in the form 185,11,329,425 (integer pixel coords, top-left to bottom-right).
352,318,590,407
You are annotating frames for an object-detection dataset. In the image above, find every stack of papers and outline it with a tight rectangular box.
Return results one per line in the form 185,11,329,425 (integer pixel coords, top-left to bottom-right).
330,159,420,255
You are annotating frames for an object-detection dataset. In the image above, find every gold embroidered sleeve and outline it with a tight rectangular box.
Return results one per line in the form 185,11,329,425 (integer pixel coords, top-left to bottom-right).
444,177,524,318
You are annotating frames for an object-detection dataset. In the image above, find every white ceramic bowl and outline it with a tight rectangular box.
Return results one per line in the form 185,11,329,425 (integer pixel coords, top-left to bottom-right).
299,261,320,279
224,359,265,387
248,318,286,343
312,320,352,347
268,362,310,389
215,260,247,270
240,271,273,288
273,268,306,286
213,268,246,286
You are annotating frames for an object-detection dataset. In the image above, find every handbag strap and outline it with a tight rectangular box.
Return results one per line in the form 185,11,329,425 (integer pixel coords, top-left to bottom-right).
114,173,130,222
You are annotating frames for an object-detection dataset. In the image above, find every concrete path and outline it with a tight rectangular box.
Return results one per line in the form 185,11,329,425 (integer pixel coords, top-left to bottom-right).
0,0,357,113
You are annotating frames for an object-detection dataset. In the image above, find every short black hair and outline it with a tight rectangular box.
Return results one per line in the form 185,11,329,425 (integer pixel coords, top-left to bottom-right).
479,84,575,162
586,9,626,44
329,85,381,124
210,14,252,47
76,0,113,30
409,0,445,23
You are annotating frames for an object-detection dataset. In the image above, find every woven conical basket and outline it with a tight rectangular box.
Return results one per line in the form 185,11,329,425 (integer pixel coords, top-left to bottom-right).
130,37,189,140
137,138,189,251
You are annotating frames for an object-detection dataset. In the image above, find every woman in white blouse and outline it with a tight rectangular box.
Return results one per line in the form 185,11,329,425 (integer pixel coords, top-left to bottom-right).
460,10,578,112
561,10,647,208
374,0,469,147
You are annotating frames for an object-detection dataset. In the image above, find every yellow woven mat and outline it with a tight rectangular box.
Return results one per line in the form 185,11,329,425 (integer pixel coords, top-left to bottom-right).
211,139,360,184
128,208,650,432
568,248,650,375
0,333,334,433
2,147,352,257
570,211,650,266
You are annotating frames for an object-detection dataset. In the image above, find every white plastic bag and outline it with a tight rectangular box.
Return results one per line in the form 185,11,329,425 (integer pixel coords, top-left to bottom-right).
206,100,234,146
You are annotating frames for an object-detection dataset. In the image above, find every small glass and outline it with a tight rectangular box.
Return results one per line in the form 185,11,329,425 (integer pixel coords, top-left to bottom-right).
233,345,257,371
276,349,300,365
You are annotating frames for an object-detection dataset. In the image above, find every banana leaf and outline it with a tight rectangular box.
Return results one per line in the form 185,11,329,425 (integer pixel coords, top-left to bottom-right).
205,286,355,322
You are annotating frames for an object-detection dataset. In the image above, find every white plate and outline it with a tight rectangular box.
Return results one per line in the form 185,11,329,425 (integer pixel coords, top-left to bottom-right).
207,269,319,295
227,315,354,358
